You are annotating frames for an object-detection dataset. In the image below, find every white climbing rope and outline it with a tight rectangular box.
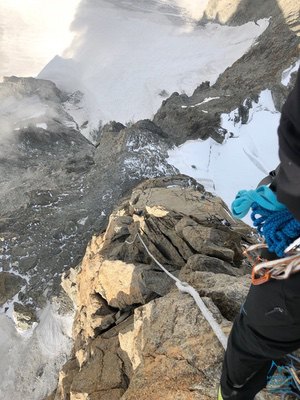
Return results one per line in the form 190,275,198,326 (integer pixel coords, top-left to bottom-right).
126,232,228,349
126,232,266,400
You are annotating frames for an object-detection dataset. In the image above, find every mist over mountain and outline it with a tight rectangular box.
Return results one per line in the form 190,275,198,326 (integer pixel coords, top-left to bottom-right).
0,0,299,399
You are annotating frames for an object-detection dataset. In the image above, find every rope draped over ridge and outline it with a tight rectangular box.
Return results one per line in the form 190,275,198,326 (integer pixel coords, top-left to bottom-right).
126,232,228,349
125,231,266,400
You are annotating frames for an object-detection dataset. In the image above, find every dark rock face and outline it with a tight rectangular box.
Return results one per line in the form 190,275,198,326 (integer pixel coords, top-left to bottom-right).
0,272,26,306
1,76,66,102
153,90,225,145
153,2,299,145
13,302,38,330
0,78,178,308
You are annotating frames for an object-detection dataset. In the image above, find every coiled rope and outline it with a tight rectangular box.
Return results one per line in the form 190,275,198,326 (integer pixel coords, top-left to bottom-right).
251,203,300,257
231,185,285,219
232,185,300,258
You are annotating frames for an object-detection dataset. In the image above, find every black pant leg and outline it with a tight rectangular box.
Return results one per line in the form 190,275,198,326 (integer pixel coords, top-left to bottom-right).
220,273,300,400
221,314,272,400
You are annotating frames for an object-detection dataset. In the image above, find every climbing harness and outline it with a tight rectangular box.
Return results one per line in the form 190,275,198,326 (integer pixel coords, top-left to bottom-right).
267,354,300,399
231,185,300,285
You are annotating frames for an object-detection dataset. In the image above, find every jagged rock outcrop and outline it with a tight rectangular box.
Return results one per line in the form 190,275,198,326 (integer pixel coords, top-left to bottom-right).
48,175,265,400
0,77,177,309
12,302,38,331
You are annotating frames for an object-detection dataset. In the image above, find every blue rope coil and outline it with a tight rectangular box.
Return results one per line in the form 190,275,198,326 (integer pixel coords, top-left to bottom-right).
251,203,300,257
231,185,300,257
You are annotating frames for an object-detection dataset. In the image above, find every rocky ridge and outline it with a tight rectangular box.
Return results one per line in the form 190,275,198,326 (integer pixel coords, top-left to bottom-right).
0,7,299,400
1,0,299,318
0,77,177,315
46,175,268,400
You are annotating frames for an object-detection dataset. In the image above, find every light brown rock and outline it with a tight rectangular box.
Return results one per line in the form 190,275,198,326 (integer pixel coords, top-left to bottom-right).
95,260,153,309
179,268,251,321
120,291,227,400
52,176,256,400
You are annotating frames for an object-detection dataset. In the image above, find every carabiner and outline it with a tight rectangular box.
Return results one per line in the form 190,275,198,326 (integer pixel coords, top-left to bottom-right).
251,268,271,285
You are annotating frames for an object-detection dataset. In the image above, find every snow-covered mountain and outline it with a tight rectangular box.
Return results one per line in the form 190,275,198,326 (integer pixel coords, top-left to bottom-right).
38,0,268,137
0,0,299,399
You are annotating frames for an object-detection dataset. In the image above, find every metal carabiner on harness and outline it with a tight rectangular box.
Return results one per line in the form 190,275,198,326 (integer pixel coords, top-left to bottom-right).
251,268,271,285
243,243,271,285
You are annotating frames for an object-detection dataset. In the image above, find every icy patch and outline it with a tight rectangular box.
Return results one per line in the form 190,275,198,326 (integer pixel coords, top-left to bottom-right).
78,216,88,226
181,96,221,108
36,122,48,129
0,303,73,400
281,60,300,86
168,90,280,224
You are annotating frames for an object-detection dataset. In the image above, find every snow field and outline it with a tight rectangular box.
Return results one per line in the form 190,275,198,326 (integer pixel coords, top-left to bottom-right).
0,304,73,400
167,90,281,223
38,0,269,139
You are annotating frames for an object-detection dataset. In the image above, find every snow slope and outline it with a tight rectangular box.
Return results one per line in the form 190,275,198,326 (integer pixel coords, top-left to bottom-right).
38,0,268,139
0,305,73,400
281,59,300,86
168,90,281,222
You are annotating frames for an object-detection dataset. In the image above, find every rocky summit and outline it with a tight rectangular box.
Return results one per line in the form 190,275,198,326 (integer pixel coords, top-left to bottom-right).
46,175,264,400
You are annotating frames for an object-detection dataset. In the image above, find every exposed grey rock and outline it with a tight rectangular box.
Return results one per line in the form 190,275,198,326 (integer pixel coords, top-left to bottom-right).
0,272,26,306
179,269,251,321
182,225,242,264
153,1,299,145
0,78,179,308
18,255,38,272
13,302,38,331
101,121,126,135
184,254,242,277
0,76,66,103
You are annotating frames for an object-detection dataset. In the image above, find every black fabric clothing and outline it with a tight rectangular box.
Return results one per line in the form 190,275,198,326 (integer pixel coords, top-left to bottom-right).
277,67,300,220
220,68,300,399
278,68,300,168
276,148,300,221
220,273,300,399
